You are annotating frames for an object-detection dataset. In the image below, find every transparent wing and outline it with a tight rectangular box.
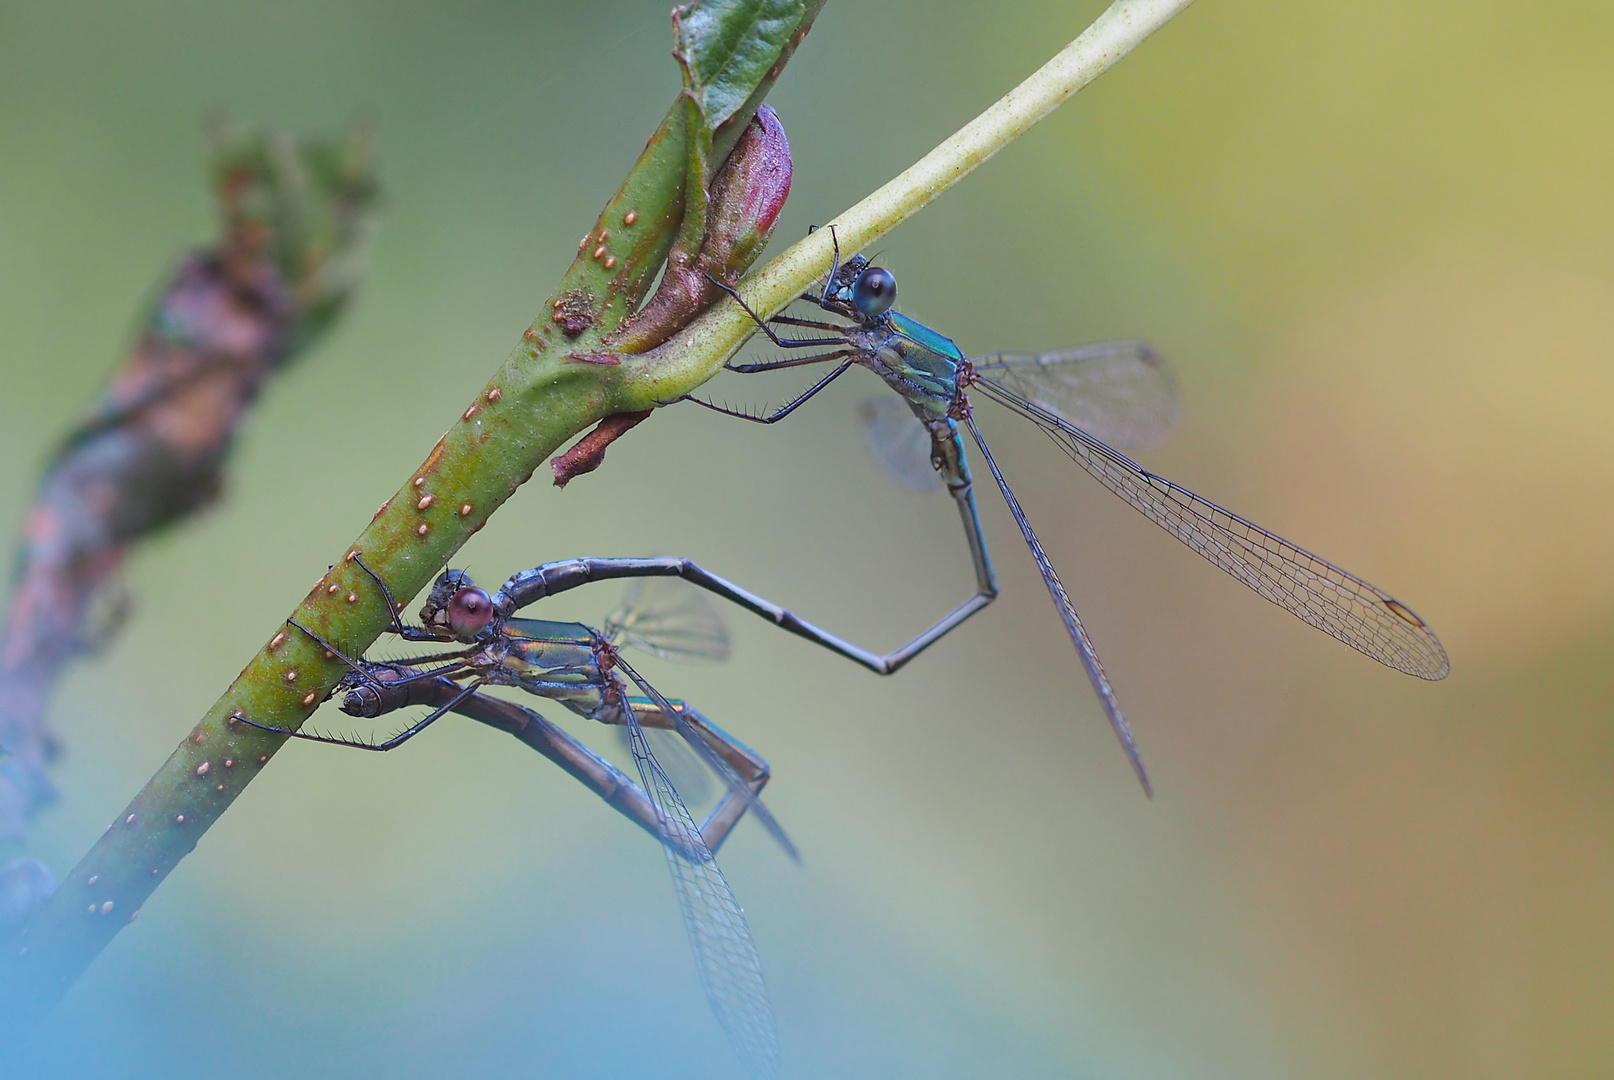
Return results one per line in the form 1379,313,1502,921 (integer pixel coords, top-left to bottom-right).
859,397,942,493
963,417,1152,795
616,662,797,862
615,724,715,807
974,341,1180,452
972,379,1450,680
605,577,732,662
613,660,779,1080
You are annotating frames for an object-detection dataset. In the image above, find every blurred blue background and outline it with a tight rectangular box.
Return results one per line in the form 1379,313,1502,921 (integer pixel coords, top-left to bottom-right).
2,1,1611,1076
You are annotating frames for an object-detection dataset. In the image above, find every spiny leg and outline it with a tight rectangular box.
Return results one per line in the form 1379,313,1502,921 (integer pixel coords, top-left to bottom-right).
684,356,854,424
349,552,448,643
230,677,484,752
706,271,847,350
284,616,475,687
726,349,853,375
813,222,843,306
768,314,851,333
266,616,477,747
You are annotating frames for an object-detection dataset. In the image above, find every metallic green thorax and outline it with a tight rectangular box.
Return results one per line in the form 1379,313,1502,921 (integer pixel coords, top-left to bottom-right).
482,619,613,719
847,311,965,420
844,309,976,492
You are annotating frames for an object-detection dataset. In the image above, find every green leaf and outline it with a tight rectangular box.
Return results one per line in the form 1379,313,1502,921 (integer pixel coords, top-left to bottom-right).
674,0,806,130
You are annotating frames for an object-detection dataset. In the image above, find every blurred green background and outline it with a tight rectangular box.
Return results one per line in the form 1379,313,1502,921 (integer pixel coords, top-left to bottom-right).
2,1,1611,1076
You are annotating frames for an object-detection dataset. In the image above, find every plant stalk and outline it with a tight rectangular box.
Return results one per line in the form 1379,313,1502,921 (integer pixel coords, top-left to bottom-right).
0,0,1191,1018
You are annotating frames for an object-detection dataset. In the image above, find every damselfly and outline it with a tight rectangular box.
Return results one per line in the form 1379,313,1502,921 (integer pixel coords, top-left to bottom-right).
692,236,1450,793
241,563,783,1080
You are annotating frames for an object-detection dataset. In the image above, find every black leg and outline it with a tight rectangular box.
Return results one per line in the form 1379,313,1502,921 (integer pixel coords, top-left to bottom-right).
685,357,855,424
705,272,847,349
768,314,851,333
819,225,842,306
726,350,853,374
283,616,474,690
232,678,484,751
613,657,797,863
497,533,997,678
349,552,447,643
622,697,774,857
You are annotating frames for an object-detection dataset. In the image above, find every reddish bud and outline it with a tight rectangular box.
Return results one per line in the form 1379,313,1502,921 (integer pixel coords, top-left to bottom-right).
702,104,792,281
611,106,792,353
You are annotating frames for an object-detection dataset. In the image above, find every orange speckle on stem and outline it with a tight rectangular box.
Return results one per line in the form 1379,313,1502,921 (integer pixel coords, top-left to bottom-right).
327,584,340,596
420,437,446,475
417,523,430,537
624,209,638,226
413,476,426,488
592,244,607,260
269,632,286,651
196,762,210,777
285,670,299,684
462,404,478,421
486,387,502,403
346,592,358,604
417,494,435,511
603,256,617,270
301,691,317,707
459,503,474,517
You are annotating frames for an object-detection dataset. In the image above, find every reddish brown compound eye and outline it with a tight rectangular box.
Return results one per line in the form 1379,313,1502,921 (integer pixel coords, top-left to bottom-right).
447,586,495,639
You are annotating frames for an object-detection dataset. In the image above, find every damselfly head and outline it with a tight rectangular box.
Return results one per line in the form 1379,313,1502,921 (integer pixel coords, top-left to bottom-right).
420,569,492,641
826,253,868,300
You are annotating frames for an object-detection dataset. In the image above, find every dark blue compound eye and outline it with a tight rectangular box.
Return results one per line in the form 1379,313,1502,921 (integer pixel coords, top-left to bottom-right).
851,266,896,316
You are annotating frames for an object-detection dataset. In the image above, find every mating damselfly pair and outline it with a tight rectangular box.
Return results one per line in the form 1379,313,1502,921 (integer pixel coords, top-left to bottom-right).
249,232,1446,1079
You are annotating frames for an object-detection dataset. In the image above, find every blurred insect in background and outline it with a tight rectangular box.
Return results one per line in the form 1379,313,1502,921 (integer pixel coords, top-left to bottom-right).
691,234,1450,794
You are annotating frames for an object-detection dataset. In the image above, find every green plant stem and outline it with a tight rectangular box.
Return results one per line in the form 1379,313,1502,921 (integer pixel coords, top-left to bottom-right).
0,0,1189,1016
620,0,1197,403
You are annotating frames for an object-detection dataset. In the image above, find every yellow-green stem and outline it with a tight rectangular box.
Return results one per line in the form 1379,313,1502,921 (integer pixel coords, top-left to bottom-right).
621,0,1197,406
